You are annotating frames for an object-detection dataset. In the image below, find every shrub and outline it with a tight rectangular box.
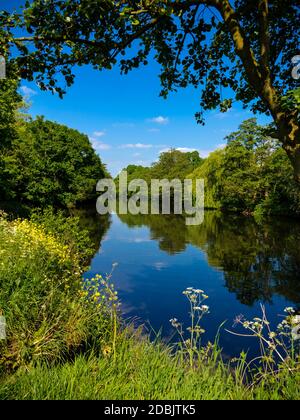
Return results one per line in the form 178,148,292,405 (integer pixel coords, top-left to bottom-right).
0,214,111,372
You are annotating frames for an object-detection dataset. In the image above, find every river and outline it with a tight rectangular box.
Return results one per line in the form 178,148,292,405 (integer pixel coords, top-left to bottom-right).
85,211,300,359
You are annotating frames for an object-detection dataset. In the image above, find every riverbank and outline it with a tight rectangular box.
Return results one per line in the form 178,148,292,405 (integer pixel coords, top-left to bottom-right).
0,211,299,400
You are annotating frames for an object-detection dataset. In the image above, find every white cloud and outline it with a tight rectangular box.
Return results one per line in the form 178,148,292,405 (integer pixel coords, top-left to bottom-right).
93,131,106,138
177,147,198,153
148,128,160,133
90,137,111,151
133,153,141,157
126,238,152,244
97,143,111,151
135,160,153,166
153,262,169,271
120,143,154,149
159,147,197,154
20,85,38,98
159,147,171,154
198,144,226,158
159,145,226,158
148,116,169,125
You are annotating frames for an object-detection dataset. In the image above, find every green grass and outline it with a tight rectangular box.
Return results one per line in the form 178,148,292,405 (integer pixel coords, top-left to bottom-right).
1,332,299,400
0,212,299,400
0,333,248,400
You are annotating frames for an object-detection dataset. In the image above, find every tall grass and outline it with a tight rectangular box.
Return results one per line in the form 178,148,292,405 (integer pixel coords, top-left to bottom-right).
0,212,113,372
0,330,248,400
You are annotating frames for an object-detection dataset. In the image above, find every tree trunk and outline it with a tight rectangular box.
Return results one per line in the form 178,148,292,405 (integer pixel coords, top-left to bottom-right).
275,112,300,183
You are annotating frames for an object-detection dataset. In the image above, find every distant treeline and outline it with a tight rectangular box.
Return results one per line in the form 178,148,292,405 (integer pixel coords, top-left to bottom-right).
116,119,300,218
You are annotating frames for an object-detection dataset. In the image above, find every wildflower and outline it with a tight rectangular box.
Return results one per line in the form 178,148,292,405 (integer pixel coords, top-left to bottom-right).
284,307,295,314
200,305,209,312
194,326,205,334
102,345,112,357
170,318,181,328
252,322,262,330
291,315,300,325
292,325,300,341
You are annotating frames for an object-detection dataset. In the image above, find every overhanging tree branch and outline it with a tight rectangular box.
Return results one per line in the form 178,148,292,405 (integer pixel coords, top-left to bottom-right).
215,0,263,92
258,0,271,78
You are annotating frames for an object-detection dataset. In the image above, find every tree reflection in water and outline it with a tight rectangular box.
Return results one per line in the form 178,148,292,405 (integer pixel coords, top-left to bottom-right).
118,212,300,307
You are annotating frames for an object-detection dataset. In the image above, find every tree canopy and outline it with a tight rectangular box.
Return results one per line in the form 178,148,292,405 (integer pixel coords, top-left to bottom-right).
1,114,108,213
116,149,203,188
188,118,300,215
1,0,299,179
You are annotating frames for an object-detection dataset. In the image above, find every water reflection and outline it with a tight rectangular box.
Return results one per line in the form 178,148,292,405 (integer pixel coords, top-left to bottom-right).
71,207,111,256
118,212,300,306
86,211,300,357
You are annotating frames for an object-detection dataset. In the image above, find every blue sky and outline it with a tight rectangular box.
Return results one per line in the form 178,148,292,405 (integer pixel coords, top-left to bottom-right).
4,0,271,176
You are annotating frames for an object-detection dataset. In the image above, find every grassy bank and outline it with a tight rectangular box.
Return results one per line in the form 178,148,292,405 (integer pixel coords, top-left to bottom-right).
0,212,299,400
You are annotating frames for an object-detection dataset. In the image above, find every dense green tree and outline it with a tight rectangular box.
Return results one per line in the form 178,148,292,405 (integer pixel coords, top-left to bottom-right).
189,119,300,215
0,76,23,202
1,116,107,211
187,148,225,208
1,1,299,180
116,150,203,190
151,149,203,181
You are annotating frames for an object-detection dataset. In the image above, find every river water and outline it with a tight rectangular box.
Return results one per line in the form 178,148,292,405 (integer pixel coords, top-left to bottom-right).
86,211,300,358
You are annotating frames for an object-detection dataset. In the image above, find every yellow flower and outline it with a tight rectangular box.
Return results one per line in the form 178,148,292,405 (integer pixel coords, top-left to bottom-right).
102,345,112,357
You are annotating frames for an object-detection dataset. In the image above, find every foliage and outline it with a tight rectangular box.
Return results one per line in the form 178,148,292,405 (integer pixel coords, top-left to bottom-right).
30,208,99,267
187,148,225,209
1,0,299,178
151,149,203,181
0,77,21,148
116,149,203,191
281,88,300,120
0,213,112,372
1,0,298,117
0,76,23,202
188,119,300,215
